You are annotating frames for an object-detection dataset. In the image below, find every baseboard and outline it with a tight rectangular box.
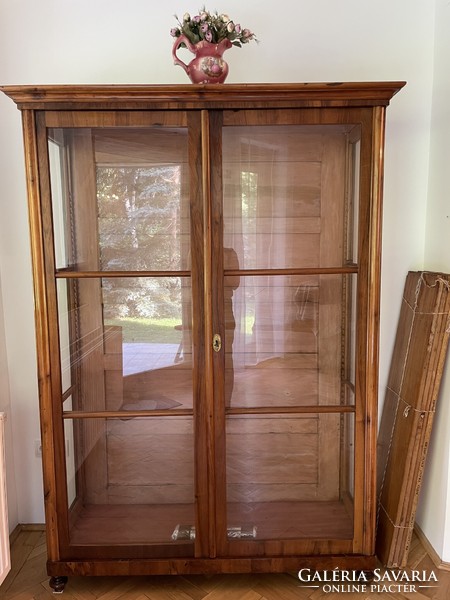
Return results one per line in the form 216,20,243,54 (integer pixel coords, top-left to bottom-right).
9,524,45,546
414,523,450,571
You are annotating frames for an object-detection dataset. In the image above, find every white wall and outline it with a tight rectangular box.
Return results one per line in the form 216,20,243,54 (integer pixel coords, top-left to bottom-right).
0,0,437,535
416,0,450,562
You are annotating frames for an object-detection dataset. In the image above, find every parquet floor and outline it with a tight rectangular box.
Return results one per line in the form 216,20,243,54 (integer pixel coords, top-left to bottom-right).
1,527,450,599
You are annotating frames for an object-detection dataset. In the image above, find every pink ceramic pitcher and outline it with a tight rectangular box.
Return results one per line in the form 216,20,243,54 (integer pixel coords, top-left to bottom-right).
172,34,232,84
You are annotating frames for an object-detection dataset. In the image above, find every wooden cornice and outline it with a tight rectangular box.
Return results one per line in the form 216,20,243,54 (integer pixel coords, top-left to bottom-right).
0,82,406,111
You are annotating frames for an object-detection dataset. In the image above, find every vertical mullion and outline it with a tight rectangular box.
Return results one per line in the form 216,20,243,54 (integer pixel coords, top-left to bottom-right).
192,109,226,558
188,110,209,557
200,109,218,557
208,111,227,556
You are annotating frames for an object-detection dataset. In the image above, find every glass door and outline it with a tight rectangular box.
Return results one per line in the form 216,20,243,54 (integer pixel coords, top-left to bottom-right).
44,114,202,558
213,111,366,556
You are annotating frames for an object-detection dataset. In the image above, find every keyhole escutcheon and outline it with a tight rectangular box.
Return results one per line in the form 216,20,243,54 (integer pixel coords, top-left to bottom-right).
213,333,222,352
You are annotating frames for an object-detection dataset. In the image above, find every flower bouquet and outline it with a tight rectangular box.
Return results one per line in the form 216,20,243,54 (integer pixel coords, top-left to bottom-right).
170,8,257,47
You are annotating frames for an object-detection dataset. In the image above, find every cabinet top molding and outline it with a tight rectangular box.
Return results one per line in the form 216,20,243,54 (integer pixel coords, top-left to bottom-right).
1,82,405,110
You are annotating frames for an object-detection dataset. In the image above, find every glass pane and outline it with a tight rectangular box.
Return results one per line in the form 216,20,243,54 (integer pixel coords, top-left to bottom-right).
343,409,355,499
346,136,361,264
57,277,193,411
48,134,69,270
225,274,355,408
48,128,190,271
223,125,359,270
64,406,76,508
66,416,195,547
343,273,357,390
226,412,354,540
57,276,73,394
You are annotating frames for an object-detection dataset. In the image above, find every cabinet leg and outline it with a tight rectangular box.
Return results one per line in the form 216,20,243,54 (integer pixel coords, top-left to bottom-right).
49,576,68,593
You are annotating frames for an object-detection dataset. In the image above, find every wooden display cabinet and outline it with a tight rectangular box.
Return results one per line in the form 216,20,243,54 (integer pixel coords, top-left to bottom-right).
1,82,404,590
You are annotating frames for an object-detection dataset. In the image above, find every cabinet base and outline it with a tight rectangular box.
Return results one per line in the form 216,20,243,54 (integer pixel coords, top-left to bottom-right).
48,555,377,577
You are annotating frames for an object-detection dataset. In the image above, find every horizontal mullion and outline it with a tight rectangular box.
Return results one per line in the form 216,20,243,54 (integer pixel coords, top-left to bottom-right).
226,405,355,416
55,270,191,279
224,265,358,277
55,268,358,279
63,409,193,419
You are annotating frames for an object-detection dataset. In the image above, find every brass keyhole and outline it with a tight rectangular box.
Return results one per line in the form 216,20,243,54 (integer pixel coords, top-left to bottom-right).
213,333,222,352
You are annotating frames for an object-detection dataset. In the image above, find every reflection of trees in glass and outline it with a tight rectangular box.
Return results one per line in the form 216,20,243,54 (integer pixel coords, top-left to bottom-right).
97,166,183,321
102,278,181,321
97,165,181,270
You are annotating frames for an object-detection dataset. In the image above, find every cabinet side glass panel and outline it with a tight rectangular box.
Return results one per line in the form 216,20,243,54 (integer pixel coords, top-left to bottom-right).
57,276,73,394
343,273,357,395
48,134,69,270
64,416,195,548
345,132,361,264
63,400,76,507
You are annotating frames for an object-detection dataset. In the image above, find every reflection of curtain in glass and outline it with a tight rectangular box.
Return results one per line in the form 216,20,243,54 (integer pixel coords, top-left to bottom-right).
224,131,283,368
252,145,285,365
223,156,244,369
274,157,290,361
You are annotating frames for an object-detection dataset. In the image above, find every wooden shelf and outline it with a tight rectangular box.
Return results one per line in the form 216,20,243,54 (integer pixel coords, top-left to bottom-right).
69,501,353,546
